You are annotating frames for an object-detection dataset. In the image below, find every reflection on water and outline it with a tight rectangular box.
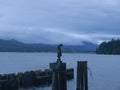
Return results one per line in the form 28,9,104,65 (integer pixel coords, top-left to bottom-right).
20,80,75,90
20,86,51,90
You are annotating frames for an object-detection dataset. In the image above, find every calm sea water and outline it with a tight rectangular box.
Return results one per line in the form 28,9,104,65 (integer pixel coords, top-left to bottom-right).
0,52,120,90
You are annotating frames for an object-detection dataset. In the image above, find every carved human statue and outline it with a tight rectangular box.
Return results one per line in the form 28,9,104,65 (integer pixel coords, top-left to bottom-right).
57,44,63,62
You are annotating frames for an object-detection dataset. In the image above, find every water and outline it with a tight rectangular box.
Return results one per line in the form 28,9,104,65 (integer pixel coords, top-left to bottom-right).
0,52,120,90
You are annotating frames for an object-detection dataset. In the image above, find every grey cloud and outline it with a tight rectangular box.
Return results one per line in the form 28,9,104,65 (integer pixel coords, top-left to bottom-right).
0,0,120,44
0,14,3,18
0,25,119,45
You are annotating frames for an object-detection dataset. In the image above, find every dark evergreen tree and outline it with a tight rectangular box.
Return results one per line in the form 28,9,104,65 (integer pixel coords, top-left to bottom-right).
96,39,120,55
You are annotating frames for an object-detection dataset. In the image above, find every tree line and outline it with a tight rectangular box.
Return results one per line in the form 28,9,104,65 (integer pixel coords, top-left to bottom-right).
96,39,120,54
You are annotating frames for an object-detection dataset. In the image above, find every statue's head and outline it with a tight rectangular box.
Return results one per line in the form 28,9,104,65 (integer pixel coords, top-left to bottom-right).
58,44,63,47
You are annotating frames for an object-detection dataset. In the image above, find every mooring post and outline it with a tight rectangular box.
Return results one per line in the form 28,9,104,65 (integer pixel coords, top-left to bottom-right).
50,44,67,90
50,62,67,90
76,61,88,90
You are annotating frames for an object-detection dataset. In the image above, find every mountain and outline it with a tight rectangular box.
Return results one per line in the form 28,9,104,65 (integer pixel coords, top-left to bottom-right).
63,41,98,52
0,39,98,52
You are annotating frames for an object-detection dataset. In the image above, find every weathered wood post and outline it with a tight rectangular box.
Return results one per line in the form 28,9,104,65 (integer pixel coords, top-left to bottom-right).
76,61,88,90
50,44,67,90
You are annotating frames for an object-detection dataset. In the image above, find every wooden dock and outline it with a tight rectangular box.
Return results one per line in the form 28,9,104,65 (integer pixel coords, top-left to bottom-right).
0,68,74,90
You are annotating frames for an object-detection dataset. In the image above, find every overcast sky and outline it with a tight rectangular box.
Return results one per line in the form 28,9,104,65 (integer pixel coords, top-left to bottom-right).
0,0,120,45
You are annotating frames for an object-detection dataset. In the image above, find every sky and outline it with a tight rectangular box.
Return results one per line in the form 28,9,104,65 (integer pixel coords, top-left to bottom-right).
0,0,120,45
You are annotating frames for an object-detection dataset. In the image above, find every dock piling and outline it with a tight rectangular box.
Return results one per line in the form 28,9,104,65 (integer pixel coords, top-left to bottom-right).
76,61,88,90
50,61,67,90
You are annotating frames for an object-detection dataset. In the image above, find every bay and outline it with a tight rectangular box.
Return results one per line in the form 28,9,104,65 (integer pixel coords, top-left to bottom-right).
0,52,120,90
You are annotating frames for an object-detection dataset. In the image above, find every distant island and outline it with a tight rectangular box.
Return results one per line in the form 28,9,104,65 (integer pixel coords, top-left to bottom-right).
0,39,98,53
96,39,120,55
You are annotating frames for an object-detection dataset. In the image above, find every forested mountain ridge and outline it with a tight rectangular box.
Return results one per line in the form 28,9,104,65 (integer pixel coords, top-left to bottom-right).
96,39,120,54
0,39,98,52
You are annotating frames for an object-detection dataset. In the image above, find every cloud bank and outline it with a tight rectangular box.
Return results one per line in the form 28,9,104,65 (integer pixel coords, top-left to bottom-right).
0,0,120,45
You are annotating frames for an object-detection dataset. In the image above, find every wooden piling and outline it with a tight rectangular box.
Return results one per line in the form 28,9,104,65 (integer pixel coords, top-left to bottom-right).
0,68,73,90
0,74,19,90
76,61,88,90
66,68,74,80
50,62,67,90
